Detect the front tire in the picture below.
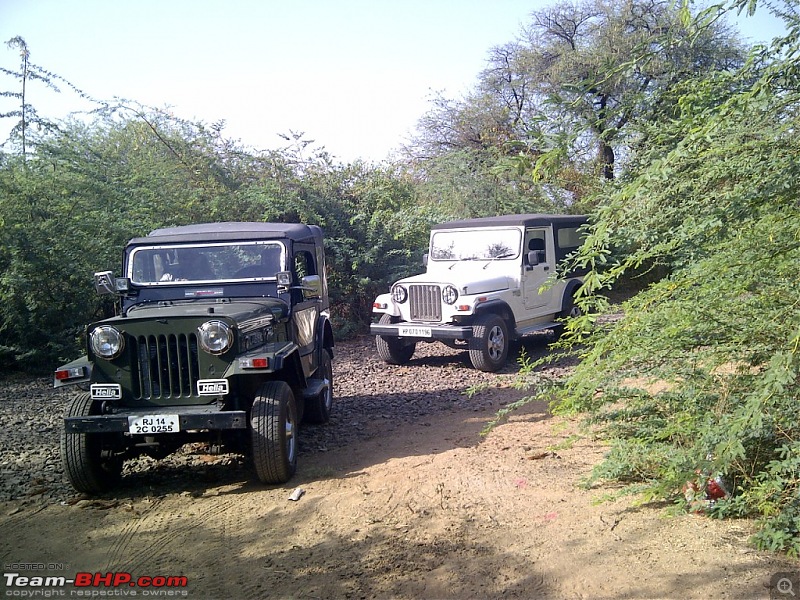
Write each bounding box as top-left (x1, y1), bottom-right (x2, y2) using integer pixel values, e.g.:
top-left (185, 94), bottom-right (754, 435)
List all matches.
top-left (251, 381), bottom-right (298, 484)
top-left (375, 314), bottom-right (416, 365)
top-left (304, 348), bottom-right (334, 424)
top-left (469, 314), bottom-right (509, 372)
top-left (61, 393), bottom-right (123, 494)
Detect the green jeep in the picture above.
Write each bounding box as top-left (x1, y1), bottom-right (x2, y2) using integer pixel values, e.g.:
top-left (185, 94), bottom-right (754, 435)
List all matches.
top-left (54, 223), bottom-right (334, 493)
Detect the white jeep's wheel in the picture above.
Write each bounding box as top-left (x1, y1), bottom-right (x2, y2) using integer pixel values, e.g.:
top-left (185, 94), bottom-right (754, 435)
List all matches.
top-left (554, 290), bottom-right (582, 338)
top-left (251, 381), bottom-right (297, 484)
top-left (558, 291), bottom-right (582, 319)
top-left (61, 393), bottom-right (123, 493)
top-left (304, 348), bottom-right (334, 424)
top-left (375, 314), bottom-right (416, 365)
top-left (469, 314), bottom-right (509, 372)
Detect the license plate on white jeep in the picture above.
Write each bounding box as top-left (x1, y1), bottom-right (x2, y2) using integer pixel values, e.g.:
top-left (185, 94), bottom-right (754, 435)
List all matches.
top-left (128, 415), bottom-right (180, 434)
top-left (399, 326), bottom-right (432, 338)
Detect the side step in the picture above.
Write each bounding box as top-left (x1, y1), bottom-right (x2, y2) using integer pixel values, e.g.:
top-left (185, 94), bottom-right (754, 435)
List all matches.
top-left (515, 321), bottom-right (561, 337)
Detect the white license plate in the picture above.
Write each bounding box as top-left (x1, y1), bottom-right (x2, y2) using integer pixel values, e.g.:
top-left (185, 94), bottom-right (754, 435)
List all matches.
top-left (128, 415), bottom-right (180, 434)
top-left (399, 326), bottom-right (432, 338)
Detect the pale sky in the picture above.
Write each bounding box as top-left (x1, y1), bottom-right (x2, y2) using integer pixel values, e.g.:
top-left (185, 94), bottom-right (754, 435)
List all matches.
top-left (0, 1), bottom-right (788, 163)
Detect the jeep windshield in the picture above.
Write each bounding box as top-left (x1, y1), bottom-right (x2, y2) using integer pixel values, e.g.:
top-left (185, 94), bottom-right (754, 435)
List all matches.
top-left (128, 241), bottom-right (286, 286)
top-left (430, 228), bottom-right (521, 261)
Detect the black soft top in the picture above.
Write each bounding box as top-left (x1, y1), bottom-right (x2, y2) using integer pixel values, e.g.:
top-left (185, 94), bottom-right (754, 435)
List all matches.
top-left (431, 213), bottom-right (586, 230)
top-left (127, 222), bottom-right (323, 246)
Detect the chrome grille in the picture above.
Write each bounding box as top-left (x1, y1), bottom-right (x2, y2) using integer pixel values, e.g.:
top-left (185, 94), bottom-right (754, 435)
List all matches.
top-left (133, 333), bottom-right (199, 400)
top-left (409, 284), bottom-right (441, 321)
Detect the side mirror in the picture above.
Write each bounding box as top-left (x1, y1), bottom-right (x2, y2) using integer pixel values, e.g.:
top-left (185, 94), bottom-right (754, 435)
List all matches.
top-left (422, 253), bottom-right (429, 268)
top-left (300, 275), bottom-right (322, 299)
top-left (526, 251), bottom-right (540, 267)
top-left (94, 271), bottom-right (116, 296)
top-left (94, 271), bottom-right (131, 296)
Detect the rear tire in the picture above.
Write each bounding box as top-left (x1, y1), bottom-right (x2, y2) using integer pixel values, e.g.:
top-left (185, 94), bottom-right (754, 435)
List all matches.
top-left (251, 381), bottom-right (298, 484)
top-left (304, 349), bottom-right (334, 424)
top-left (375, 314), bottom-right (416, 365)
top-left (558, 291), bottom-right (582, 320)
top-left (554, 290), bottom-right (582, 338)
top-left (61, 393), bottom-right (123, 494)
top-left (469, 314), bottom-right (509, 372)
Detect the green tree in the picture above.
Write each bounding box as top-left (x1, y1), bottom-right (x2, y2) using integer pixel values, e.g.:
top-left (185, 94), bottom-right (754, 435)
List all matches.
top-left (0, 105), bottom-right (256, 369)
top-left (409, 0), bottom-right (746, 185)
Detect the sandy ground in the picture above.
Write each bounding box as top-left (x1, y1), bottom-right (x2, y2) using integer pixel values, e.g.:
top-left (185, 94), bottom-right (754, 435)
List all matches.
top-left (1, 338), bottom-right (797, 599)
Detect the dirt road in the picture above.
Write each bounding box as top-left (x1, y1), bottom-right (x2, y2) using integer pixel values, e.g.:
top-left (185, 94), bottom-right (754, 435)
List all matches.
top-left (0, 338), bottom-right (796, 599)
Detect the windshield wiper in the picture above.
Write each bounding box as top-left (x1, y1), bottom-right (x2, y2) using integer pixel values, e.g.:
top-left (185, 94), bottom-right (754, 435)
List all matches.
top-left (448, 257), bottom-right (478, 270)
top-left (482, 252), bottom-right (515, 269)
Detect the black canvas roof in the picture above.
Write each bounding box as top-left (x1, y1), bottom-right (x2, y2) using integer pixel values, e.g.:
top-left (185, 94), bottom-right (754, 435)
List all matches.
top-left (431, 214), bottom-right (587, 230)
top-left (127, 222), bottom-right (322, 246)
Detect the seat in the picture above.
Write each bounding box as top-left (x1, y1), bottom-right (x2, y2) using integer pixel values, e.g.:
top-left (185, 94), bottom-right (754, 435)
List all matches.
top-left (528, 238), bottom-right (546, 263)
top-left (172, 252), bottom-right (212, 281)
top-left (234, 247), bottom-right (283, 279)
top-left (261, 247), bottom-right (283, 273)
top-left (234, 265), bottom-right (270, 278)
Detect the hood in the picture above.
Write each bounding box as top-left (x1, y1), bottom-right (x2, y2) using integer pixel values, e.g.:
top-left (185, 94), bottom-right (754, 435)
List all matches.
top-left (396, 272), bottom-right (512, 296)
top-left (104, 298), bottom-right (289, 326)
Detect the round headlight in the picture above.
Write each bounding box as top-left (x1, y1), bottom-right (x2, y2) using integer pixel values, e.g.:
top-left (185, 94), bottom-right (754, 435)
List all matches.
top-left (198, 320), bottom-right (233, 355)
top-left (442, 285), bottom-right (458, 305)
top-left (391, 285), bottom-right (408, 304)
top-left (90, 326), bottom-right (125, 359)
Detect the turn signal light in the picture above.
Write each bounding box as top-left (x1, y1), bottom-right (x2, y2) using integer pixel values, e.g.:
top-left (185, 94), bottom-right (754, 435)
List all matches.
top-left (55, 366), bottom-right (85, 381)
top-left (240, 357), bottom-right (269, 369)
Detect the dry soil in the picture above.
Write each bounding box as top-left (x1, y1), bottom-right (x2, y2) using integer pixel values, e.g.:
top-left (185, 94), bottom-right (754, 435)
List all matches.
top-left (0, 337), bottom-right (797, 599)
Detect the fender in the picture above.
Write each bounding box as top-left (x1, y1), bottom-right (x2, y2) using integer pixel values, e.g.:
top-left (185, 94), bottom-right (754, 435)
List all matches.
top-left (473, 299), bottom-right (515, 328)
top-left (316, 314), bottom-right (335, 361)
top-left (560, 279), bottom-right (583, 312)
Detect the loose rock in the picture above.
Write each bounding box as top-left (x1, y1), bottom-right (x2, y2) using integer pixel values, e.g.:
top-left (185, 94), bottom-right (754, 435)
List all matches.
top-left (0, 336), bottom-right (555, 504)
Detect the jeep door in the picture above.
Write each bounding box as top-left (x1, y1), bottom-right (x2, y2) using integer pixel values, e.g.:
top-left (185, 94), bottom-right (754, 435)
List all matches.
top-left (292, 245), bottom-right (321, 377)
top-left (522, 228), bottom-right (554, 311)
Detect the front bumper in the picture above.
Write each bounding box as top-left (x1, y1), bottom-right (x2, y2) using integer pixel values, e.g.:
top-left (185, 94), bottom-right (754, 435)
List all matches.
top-left (370, 323), bottom-right (473, 341)
top-left (65, 405), bottom-right (247, 434)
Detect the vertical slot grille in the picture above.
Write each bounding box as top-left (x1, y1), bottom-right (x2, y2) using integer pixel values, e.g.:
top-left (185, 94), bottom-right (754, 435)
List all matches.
top-left (409, 284), bottom-right (442, 321)
top-left (133, 333), bottom-right (199, 400)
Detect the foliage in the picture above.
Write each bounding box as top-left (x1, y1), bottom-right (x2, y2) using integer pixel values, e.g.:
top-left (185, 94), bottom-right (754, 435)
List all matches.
top-left (514, 3), bottom-right (800, 555)
top-left (0, 109), bottom-right (246, 369)
top-left (407, 0), bottom-right (746, 187)
top-left (402, 147), bottom-right (563, 218)
top-left (1, 37), bottom-right (99, 158)
top-left (0, 70), bottom-right (450, 368)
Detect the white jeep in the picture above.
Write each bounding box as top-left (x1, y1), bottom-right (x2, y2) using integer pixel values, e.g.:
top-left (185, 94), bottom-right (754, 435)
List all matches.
top-left (370, 214), bottom-right (587, 372)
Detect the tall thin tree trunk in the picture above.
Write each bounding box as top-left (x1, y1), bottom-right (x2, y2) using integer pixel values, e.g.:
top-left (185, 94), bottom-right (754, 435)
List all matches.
top-left (596, 93), bottom-right (614, 180)
top-left (600, 140), bottom-right (614, 180)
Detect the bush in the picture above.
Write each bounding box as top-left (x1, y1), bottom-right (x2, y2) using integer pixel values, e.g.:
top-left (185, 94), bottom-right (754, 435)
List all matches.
top-left (527, 35), bottom-right (800, 555)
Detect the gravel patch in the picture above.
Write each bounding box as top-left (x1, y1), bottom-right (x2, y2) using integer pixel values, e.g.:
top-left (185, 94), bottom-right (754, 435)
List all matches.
top-left (0, 335), bottom-right (564, 507)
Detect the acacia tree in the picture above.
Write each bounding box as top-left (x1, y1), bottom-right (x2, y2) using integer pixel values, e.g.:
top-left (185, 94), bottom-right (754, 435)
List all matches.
top-left (531, 0), bottom-right (745, 179)
top-left (409, 0), bottom-right (746, 183)
top-left (0, 36), bottom-right (97, 159)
